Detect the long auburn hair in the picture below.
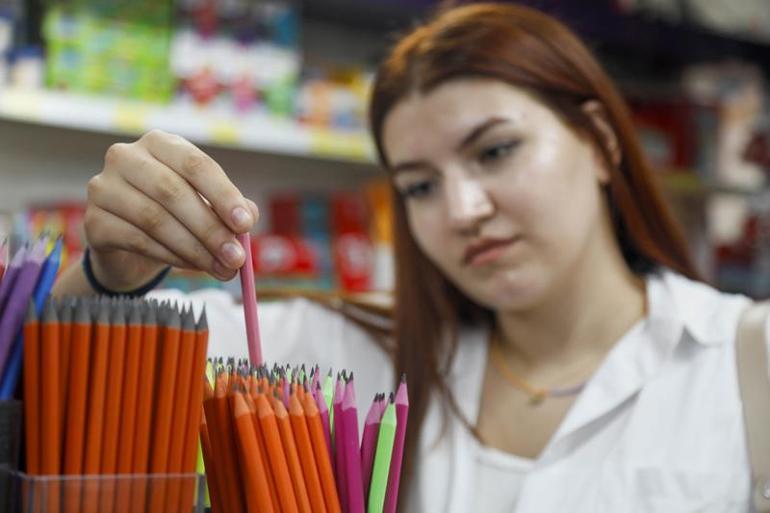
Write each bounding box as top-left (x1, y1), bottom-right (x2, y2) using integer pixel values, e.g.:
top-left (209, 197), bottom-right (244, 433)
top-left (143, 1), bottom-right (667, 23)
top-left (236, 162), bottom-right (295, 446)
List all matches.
top-left (368, 2), bottom-right (698, 505)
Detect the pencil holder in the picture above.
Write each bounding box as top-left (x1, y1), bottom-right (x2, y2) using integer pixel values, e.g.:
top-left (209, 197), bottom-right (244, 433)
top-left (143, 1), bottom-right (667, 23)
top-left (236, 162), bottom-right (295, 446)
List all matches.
top-left (5, 472), bottom-right (206, 513)
top-left (0, 400), bottom-right (23, 512)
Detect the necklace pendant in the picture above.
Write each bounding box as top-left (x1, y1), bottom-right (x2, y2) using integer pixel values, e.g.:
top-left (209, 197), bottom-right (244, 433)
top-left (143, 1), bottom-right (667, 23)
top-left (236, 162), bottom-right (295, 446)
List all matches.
top-left (530, 391), bottom-right (547, 405)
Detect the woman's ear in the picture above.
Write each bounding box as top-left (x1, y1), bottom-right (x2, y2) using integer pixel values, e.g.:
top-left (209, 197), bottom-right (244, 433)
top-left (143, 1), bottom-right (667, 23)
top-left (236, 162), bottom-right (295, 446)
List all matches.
top-left (581, 100), bottom-right (621, 184)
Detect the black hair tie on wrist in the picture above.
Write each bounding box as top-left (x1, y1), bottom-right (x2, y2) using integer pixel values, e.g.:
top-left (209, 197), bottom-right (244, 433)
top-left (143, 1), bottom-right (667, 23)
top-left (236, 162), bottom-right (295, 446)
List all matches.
top-left (82, 247), bottom-right (172, 298)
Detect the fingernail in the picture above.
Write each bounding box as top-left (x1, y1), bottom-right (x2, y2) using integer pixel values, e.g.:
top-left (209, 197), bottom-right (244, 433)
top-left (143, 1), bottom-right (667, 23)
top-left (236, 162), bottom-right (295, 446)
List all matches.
top-left (220, 241), bottom-right (244, 267)
top-left (212, 259), bottom-right (233, 280)
top-left (231, 206), bottom-right (253, 229)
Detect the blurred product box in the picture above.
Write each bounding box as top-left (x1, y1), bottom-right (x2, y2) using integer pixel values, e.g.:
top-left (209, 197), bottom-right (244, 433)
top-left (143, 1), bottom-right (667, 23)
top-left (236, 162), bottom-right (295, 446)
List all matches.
top-left (43, 2), bottom-right (175, 102)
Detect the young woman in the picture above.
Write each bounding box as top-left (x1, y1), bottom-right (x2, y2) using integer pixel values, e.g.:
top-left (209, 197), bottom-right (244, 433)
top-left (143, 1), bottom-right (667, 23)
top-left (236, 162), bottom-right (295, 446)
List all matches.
top-left (54, 3), bottom-right (764, 511)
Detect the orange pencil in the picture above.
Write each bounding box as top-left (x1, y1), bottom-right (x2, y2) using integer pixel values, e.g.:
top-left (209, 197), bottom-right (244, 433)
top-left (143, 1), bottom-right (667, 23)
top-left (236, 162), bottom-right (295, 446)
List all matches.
top-left (41, 300), bottom-right (62, 513)
top-left (82, 300), bottom-right (111, 513)
top-left (303, 393), bottom-right (342, 513)
top-left (40, 301), bottom-right (61, 484)
top-left (289, 394), bottom-right (327, 513)
top-left (63, 299), bottom-right (92, 513)
top-left (164, 307), bottom-right (196, 513)
top-left (200, 405), bottom-right (225, 513)
top-left (214, 372), bottom-right (247, 513)
top-left (58, 299), bottom-right (73, 462)
top-left (202, 380), bottom-right (231, 513)
top-left (23, 302), bottom-right (40, 476)
top-left (245, 391), bottom-right (280, 510)
top-left (178, 309), bottom-right (210, 513)
top-left (233, 392), bottom-right (275, 513)
top-left (271, 395), bottom-right (313, 513)
top-left (129, 302), bottom-right (159, 513)
top-left (257, 393), bottom-right (299, 513)
top-left (115, 302), bottom-right (143, 513)
top-left (100, 302), bottom-right (128, 513)
top-left (147, 306), bottom-right (182, 513)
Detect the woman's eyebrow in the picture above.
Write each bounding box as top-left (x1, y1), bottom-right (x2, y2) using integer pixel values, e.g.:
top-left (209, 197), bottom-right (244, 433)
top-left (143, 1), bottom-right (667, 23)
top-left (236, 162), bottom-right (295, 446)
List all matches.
top-left (456, 117), bottom-right (510, 152)
top-left (390, 117), bottom-right (510, 174)
top-left (390, 160), bottom-right (433, 175)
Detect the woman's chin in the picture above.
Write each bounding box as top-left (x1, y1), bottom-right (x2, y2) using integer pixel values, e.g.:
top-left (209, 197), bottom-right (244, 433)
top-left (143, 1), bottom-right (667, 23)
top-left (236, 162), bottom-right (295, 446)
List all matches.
top-left (464, 270), bottom-right (547, 313)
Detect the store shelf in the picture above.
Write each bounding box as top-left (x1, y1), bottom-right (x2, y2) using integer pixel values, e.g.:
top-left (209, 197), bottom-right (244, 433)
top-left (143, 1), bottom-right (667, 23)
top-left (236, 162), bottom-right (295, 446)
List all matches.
top-left (305, 0), bottom-right (770, 74)
top-left (662, 172), bottom-right (765, 197)
top-left (0, 87), bottom-right (376, 164)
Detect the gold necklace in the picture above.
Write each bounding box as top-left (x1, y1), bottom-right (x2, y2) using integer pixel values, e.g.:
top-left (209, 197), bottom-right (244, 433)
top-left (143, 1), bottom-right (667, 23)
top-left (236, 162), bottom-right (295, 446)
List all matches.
top-left (489, 332), bottom-right (587, 405)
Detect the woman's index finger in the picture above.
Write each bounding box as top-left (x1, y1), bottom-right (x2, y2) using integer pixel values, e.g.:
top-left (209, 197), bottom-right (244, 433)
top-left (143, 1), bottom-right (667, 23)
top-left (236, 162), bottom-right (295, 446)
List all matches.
top-left (140, 130), bottom-right (255, 233)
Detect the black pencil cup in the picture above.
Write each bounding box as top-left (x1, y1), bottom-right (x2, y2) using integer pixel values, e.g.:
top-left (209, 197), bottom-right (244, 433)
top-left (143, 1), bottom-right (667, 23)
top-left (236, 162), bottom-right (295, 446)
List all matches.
top-left (0, 400), bottom-right (23, 511)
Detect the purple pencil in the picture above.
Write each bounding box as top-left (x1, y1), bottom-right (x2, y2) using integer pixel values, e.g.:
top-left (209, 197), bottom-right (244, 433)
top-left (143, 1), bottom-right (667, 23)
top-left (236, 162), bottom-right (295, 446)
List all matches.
top-left (315, 381), bottom-right (333, 467)
top-left (0, 244), bottom-right (28, 314)
top-left (333, 374), bottom-right (349, 513)
top-left (360, 394), bottom-right (382, 503)
top-left (0, 239), bottom-right (47, 374)
top-left (383, 376), bottom-right (409, 513)
top-left (343, 376), bottom-right (365, 513)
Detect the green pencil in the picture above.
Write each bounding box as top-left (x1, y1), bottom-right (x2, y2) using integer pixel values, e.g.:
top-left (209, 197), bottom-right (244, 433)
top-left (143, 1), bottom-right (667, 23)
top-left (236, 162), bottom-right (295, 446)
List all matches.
top-left (324, 368), bottom-right (335, 436)
top-left (367, 399), bottom-right (397, 513)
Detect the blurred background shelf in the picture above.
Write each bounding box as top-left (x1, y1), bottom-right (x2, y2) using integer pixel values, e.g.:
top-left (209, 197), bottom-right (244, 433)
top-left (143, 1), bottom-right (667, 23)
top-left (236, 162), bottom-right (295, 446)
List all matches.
top-left (1, 0), bottom-right (768, 297)
top-left (662, 172), bottom-right (767, 197)
top-left (0, 87), bottom-right (375, 163)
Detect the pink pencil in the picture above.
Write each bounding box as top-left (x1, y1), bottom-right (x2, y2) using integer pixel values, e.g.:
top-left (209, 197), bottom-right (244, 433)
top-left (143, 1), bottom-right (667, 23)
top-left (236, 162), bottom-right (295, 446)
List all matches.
top-left (383, 376), bottom-right (409, 513)
top-left (360, 394), bottom-right (382, 502)
top-left (342, 376), bottom-right (365, 513)
top-left (237, 232), bottom-right (262, 365)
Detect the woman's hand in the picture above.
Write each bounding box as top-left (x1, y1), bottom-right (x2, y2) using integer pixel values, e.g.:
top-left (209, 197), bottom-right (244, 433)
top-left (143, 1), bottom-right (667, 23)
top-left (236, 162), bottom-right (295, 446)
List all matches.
top-left (84, 129), bottom-right (259, 291)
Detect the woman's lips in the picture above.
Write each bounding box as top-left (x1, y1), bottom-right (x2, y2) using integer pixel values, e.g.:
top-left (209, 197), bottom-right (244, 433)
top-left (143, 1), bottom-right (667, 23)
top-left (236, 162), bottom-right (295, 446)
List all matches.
top-left (463, 237), bottom-right (519, 267)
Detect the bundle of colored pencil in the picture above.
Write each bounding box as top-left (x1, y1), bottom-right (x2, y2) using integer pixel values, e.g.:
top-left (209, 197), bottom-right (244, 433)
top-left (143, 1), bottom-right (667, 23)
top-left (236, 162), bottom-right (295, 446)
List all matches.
top-left (0, 236), bottom-right (63, 398)
top-left (22, 296), bottom-right (209, 513)
top-left (201, 361), bottom-right (408, 513)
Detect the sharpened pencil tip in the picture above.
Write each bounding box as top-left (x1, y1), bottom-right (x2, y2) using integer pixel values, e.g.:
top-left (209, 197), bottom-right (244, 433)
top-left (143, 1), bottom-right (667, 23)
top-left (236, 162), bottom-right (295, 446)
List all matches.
top-left (26, 300), bottom-right (37, 321)
top-left (197, 306), bottom-right (208, 331)
top-left (42, 297), bottom-right (58, 323)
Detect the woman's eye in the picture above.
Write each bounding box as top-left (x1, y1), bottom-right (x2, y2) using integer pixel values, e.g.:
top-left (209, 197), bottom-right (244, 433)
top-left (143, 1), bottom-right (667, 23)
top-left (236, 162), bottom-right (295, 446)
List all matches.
top-left (400, 180), bottom-right (436, 200)
top-left (478, 141), bottom-right (518, 164)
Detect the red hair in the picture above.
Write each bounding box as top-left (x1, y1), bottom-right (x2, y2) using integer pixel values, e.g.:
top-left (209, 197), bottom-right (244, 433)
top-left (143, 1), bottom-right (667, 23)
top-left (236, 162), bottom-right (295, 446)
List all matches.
top-left (369, 3), bottom-right (698, 505)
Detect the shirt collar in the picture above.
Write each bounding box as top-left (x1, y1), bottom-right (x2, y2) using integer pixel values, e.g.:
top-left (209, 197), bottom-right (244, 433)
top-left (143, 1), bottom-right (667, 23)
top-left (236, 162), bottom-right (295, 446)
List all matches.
top-left (658, 269), bottom-right (747, 347)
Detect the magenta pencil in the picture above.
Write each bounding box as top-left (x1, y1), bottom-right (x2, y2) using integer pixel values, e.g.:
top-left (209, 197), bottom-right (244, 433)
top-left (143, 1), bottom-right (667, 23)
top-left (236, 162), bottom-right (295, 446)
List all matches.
top-left (383, 376), bottom-right (409, 513)
top-left (237, 232), bottom-right (262, 365)
top-left (342, 377), bottom-right (365, 513)
top-left (315, 382), bottom-right (333, 466)
top-left (333, 375), bottom-right (348, 513)
top-left (360, 394), bottom-right (382, 502)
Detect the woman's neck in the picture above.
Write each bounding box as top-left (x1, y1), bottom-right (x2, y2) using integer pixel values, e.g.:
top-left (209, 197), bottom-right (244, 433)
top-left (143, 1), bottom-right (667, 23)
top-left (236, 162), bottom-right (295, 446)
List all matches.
top-left (494, 239), bottom-right (646, 375)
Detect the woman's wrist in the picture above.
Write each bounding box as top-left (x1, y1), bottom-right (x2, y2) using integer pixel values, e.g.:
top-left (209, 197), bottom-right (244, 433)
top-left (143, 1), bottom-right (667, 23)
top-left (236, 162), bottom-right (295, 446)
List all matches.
top-left (83, 247), bottom-right (171, 297)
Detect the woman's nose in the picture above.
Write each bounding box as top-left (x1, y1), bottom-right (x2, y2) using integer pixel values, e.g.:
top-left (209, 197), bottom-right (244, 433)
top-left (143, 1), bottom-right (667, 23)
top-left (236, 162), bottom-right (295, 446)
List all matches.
top-left (445, 175), bottom-right (494, 232)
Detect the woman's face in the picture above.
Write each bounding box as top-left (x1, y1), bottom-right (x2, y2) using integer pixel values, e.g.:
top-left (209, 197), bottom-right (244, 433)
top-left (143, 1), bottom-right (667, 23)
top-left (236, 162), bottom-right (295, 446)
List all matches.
top-left (383, 78), bottom-right (614, 311)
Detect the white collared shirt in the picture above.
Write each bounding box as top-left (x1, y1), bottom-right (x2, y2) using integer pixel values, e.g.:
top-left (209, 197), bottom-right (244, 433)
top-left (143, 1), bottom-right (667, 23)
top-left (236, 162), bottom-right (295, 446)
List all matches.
top-left (151, 269), bottom-right (766, 512)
